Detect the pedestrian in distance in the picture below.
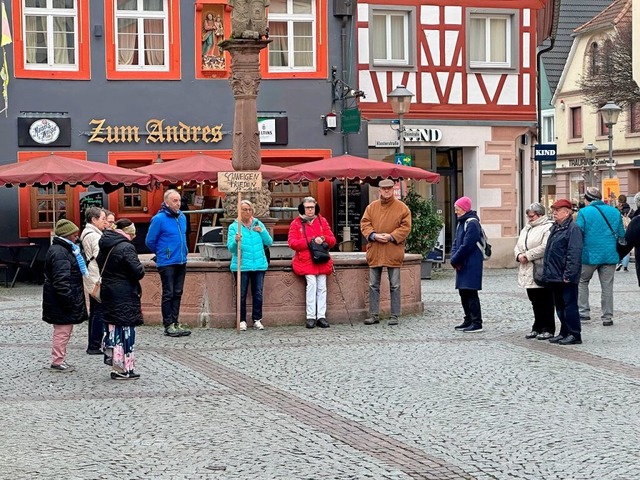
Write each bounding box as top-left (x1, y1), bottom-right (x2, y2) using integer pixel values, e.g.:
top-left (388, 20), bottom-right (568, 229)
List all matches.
top-left (145, 189), bottom-right (191, 337)
top-left (97, 219), bottom-right (145, 380)
top-left (43, 219), bottom-right (88, 372)
top-left (360, 178), bottom-right (412, 326)
top-left (576, 187), bottom-right (624, 327)
top-left (227, 200), bottom-right (273, 331)
top-left (514, 202), bottom-right (555, 340)
top-left (80, 207), bottom-right (108, 356)
top-left (104, 210), bottom-right (116, 230)
top-left (288, 196), bottom-right (336, 329)
top-left (450, 196), bottom-right (485, 333)
top-left (615, 194), bottom-right (631, 272)
top-left (542, 199), bottom-right (584, 345)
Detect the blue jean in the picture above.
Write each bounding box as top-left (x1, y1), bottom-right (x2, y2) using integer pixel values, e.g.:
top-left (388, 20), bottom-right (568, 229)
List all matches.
top-left (236, 271), bottom-right (265, 322)
top-left (550, 282), bottom-right (581, 339)
top-left (369, 267), bottom-right (401, 318)
top-left (158, 264), bottom-right (187, 328)
top-left (621, 253), bottom-right (630, 268)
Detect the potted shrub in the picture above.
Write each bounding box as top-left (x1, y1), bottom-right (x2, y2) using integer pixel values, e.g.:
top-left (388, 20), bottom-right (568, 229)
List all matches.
top-left (403, 185), bottom-right (444, 279)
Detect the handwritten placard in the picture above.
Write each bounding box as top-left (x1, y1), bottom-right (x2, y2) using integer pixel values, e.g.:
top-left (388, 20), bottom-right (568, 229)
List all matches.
top-left (217, 171), bottom-right (262, 192)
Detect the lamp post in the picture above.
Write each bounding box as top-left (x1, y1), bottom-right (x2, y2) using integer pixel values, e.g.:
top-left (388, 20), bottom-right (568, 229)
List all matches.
top-left (388, 85), bottom-right (414, 196)
top-left (582, 143), bottom-right (598, 188)
top-left (600, 101), bottom-right (622, 178)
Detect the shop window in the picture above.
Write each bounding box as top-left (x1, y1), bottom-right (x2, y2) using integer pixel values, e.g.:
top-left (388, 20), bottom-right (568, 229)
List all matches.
top-left (270, 181), bottom-right (312, 222)
top-left (570, 106), bottom-right (582, 139)
top-left (105, 0), bottom-right (181, 80)
top-left (13, 0), bottom-right (90, 79)
top-left (263, 0), bottom-right (327, 79)
top-left (369, 6), bottom-right (414, 68)
top-left (467, 10), bottom-right (518, 71)
top-left (31, 184), bottom-right (70, 229)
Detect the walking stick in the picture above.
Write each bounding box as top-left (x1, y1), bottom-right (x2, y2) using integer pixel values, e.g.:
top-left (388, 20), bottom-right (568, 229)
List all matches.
top-left (331, 265), bottom-right (353, 327)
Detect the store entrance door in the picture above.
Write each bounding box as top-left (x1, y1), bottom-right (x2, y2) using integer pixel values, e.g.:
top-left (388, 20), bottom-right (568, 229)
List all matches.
top-left (434, 148), bottom-right (463, 253)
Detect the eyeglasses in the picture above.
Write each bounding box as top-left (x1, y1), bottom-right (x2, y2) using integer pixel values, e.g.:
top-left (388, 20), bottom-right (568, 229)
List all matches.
top-left (304, 206), bottom-right (315, 209)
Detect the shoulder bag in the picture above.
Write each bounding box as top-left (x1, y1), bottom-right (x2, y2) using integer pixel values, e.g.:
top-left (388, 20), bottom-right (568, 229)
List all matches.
top-left (90, 248), bottom-right (113, 303)
top-left (524, 227), bottom-right (546, 286)
top-left (593, 206), bottom-right (627, 258)
top-left (302, 219), bottom-right (331, 264)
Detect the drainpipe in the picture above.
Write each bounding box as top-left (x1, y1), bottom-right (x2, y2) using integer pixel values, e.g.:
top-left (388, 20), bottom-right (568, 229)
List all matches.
top-left (536, 37), bottom-right (555, 201)
top-left (341, 14), bottom-right (349, 155)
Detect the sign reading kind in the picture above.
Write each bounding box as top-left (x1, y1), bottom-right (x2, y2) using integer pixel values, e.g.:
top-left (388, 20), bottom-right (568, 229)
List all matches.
top-left (88, 119), bottom-right (224, 144)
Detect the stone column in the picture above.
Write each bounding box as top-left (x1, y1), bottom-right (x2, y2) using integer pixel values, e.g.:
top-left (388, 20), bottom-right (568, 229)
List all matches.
top-left (218, 39), bottom-right (271, 171)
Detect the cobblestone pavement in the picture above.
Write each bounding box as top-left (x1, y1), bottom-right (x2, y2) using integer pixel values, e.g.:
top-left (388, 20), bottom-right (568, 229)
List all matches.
top-left (2, 268), bottom-right (640, 479)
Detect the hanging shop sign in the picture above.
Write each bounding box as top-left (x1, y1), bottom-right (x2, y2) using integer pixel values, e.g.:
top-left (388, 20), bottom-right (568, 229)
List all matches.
top-left (18, 113), bottom-right (72, 147)
top-left (87, 118), bottom-right (224, 144)
top-left (534, 144), bottom-right (557, 161)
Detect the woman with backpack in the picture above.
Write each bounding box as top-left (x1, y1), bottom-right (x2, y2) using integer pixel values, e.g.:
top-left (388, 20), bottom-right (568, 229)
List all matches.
top-left (450, 196), bottom-right (485, 333)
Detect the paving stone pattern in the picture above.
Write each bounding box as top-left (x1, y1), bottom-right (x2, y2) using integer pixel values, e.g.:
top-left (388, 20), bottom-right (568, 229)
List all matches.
top-left (2, 268), bottom-right (640, 479)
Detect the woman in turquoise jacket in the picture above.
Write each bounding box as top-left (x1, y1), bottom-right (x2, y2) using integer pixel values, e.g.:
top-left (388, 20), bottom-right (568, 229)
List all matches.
top-left (227, 200), bottom-right (273, 331)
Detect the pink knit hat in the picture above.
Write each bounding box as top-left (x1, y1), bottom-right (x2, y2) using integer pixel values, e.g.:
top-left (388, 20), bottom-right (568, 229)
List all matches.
top-left (454, 196), bottom-right (472, 212)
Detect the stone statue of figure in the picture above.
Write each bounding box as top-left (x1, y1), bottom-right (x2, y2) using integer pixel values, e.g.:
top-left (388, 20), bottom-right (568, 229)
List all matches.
top-left (229, 0), bottom-right (270, 40)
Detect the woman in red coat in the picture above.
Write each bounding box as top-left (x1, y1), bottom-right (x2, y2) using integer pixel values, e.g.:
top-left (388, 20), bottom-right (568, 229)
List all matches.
top-left (288, 197), bottom-right (337, 329)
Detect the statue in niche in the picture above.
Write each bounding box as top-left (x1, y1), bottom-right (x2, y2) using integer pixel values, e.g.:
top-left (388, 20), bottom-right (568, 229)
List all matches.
top-left (229, 0), bottom-right (270, 40)
top-left (202, 11), bottom-right (226, 70)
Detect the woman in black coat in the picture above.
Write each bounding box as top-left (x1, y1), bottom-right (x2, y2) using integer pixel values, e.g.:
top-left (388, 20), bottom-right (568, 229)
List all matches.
top-left (43, 220), bottom-right (88, 372)
top-left (97, 219), bottom-right (145, 380)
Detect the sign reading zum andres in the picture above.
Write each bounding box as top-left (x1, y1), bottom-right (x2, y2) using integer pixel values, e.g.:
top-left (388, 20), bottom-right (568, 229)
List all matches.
top-left (217, 171), bottom-right (262, 193)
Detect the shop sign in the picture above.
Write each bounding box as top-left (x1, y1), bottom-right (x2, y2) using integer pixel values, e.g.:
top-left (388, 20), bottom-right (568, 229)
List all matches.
top-left (88, 118), bottom-right (224, 144)
top-left (18, 113), bottom-right (72, 147)
top-left (341, 107), bottom-right (361, 134)
top-left (567, 157), bottom-right (608, 167)
top-left (257, 115), bottom-right (288, 145)
top-left (404, 128), bottom-right (442, 143)
top-left (534, 144), bottom-right (557, 161)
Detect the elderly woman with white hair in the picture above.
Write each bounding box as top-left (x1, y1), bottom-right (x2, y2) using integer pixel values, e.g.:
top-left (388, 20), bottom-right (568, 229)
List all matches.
top-left (514, 202), bottom-right (556, 340)
top-left (227, 200), bottom-right (273, 331)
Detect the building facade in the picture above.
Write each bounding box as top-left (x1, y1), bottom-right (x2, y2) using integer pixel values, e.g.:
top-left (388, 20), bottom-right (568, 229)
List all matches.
top-left (354, 0), bottom-right (556, 264)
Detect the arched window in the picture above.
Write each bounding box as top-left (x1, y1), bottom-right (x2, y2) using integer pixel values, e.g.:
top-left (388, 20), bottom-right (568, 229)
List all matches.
top-left (590, 42), bottom-right (599, 75)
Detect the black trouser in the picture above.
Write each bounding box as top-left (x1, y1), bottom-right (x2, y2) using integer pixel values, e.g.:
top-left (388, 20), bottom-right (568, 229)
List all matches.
top-left (158, 264), bottom-right (187, 328)
top-left (87, 295), bottom-right (105, 351)
top-left (459, 289), bottom-right (482, 326)
top-left (526, 287), bottom-right (556, 335)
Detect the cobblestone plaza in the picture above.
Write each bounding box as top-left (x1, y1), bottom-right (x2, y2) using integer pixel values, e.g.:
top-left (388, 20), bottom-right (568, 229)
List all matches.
top-left (2, 268), bottom-right (639, 479)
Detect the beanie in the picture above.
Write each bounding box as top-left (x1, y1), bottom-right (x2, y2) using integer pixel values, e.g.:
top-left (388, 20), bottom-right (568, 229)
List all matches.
top-left (454, 196), bottom-right (472, 212)
top-left (54, 219), bottom-right (79, 237)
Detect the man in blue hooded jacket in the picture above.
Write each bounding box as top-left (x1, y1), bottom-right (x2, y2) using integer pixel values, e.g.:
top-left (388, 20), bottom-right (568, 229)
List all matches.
top-left (576, 186), bottom-right (625, 327)
top-left (146, 189), bottom-right (191, 337)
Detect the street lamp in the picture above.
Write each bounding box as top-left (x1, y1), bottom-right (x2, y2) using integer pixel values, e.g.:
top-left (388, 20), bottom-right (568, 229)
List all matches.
top-left (388, 85), bottom-right (414, 195)
top-left (600, 101), bottom-right (622, 178)
top-left (582, 143), bottom-right (598, 187)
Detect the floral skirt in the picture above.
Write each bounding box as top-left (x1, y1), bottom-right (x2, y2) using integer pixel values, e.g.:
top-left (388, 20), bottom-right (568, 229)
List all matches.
top-left (103, 324), bottom-right (136, 374)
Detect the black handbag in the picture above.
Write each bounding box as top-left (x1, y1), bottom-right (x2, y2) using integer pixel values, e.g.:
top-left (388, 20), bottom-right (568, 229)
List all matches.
top-left (302, 221), bottom-right (331, 264)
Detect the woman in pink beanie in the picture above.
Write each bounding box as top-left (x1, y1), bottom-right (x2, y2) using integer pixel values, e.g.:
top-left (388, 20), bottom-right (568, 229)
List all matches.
top-left (450, 196), bottom-right (484, 332)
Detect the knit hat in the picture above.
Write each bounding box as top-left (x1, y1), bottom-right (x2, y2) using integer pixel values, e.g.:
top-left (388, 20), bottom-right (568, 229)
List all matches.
top-left (454, 196), bottom-right (472, 212)
top-left (54, 219), bottom-right (79, 237)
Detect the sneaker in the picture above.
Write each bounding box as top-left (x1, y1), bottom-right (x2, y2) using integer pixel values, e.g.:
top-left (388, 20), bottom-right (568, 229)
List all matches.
top-left (364, 316), bottom-right (380, 325)
top-left (254, 320), bottom-right (264, 330)
top-left (624, 267), bottom-right (629, 272)
top-left (176, 323), bottom-right (192, 337)
top-left (525, 330), bottom-right (539, 339)
top-left (454, 322), bottom-right (471, 331)
top-left (536, 332), bottom-right (554, 340)
top-left (387, 317), bottom-right (399, 326)
top-left (164, 324), bottom-right (181, 337)
top-left (616, 264), bottom-right (622, 271)
top-left (110, 371), bottom-right (139, 380)
top-left (462, 324), bottom-right (483, 333)
top-left (239, 321), bottom-right (247, 331)
top-left (50, 362), bottom-right (74, 372)
top-left (603, 320), bottom-right (614, 326)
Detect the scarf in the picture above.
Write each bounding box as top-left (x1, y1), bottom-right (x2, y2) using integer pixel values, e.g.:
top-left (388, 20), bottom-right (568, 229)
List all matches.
top-left (300, 214), bottom-right (317, 223)
top-left (161, 202), bottom-right (180, 217)
top-left (59, 237), bottom-right (88, 277)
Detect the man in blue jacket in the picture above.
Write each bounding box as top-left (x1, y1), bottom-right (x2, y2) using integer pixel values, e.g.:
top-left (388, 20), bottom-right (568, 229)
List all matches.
top-left (146, 189), bottom-right (191, 337)
top-left (575, 187), bottom-right (625, 327)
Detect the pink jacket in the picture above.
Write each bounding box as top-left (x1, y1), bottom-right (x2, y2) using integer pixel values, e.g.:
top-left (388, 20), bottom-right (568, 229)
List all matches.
top-left (288, 215), bottom-right (336, 276)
